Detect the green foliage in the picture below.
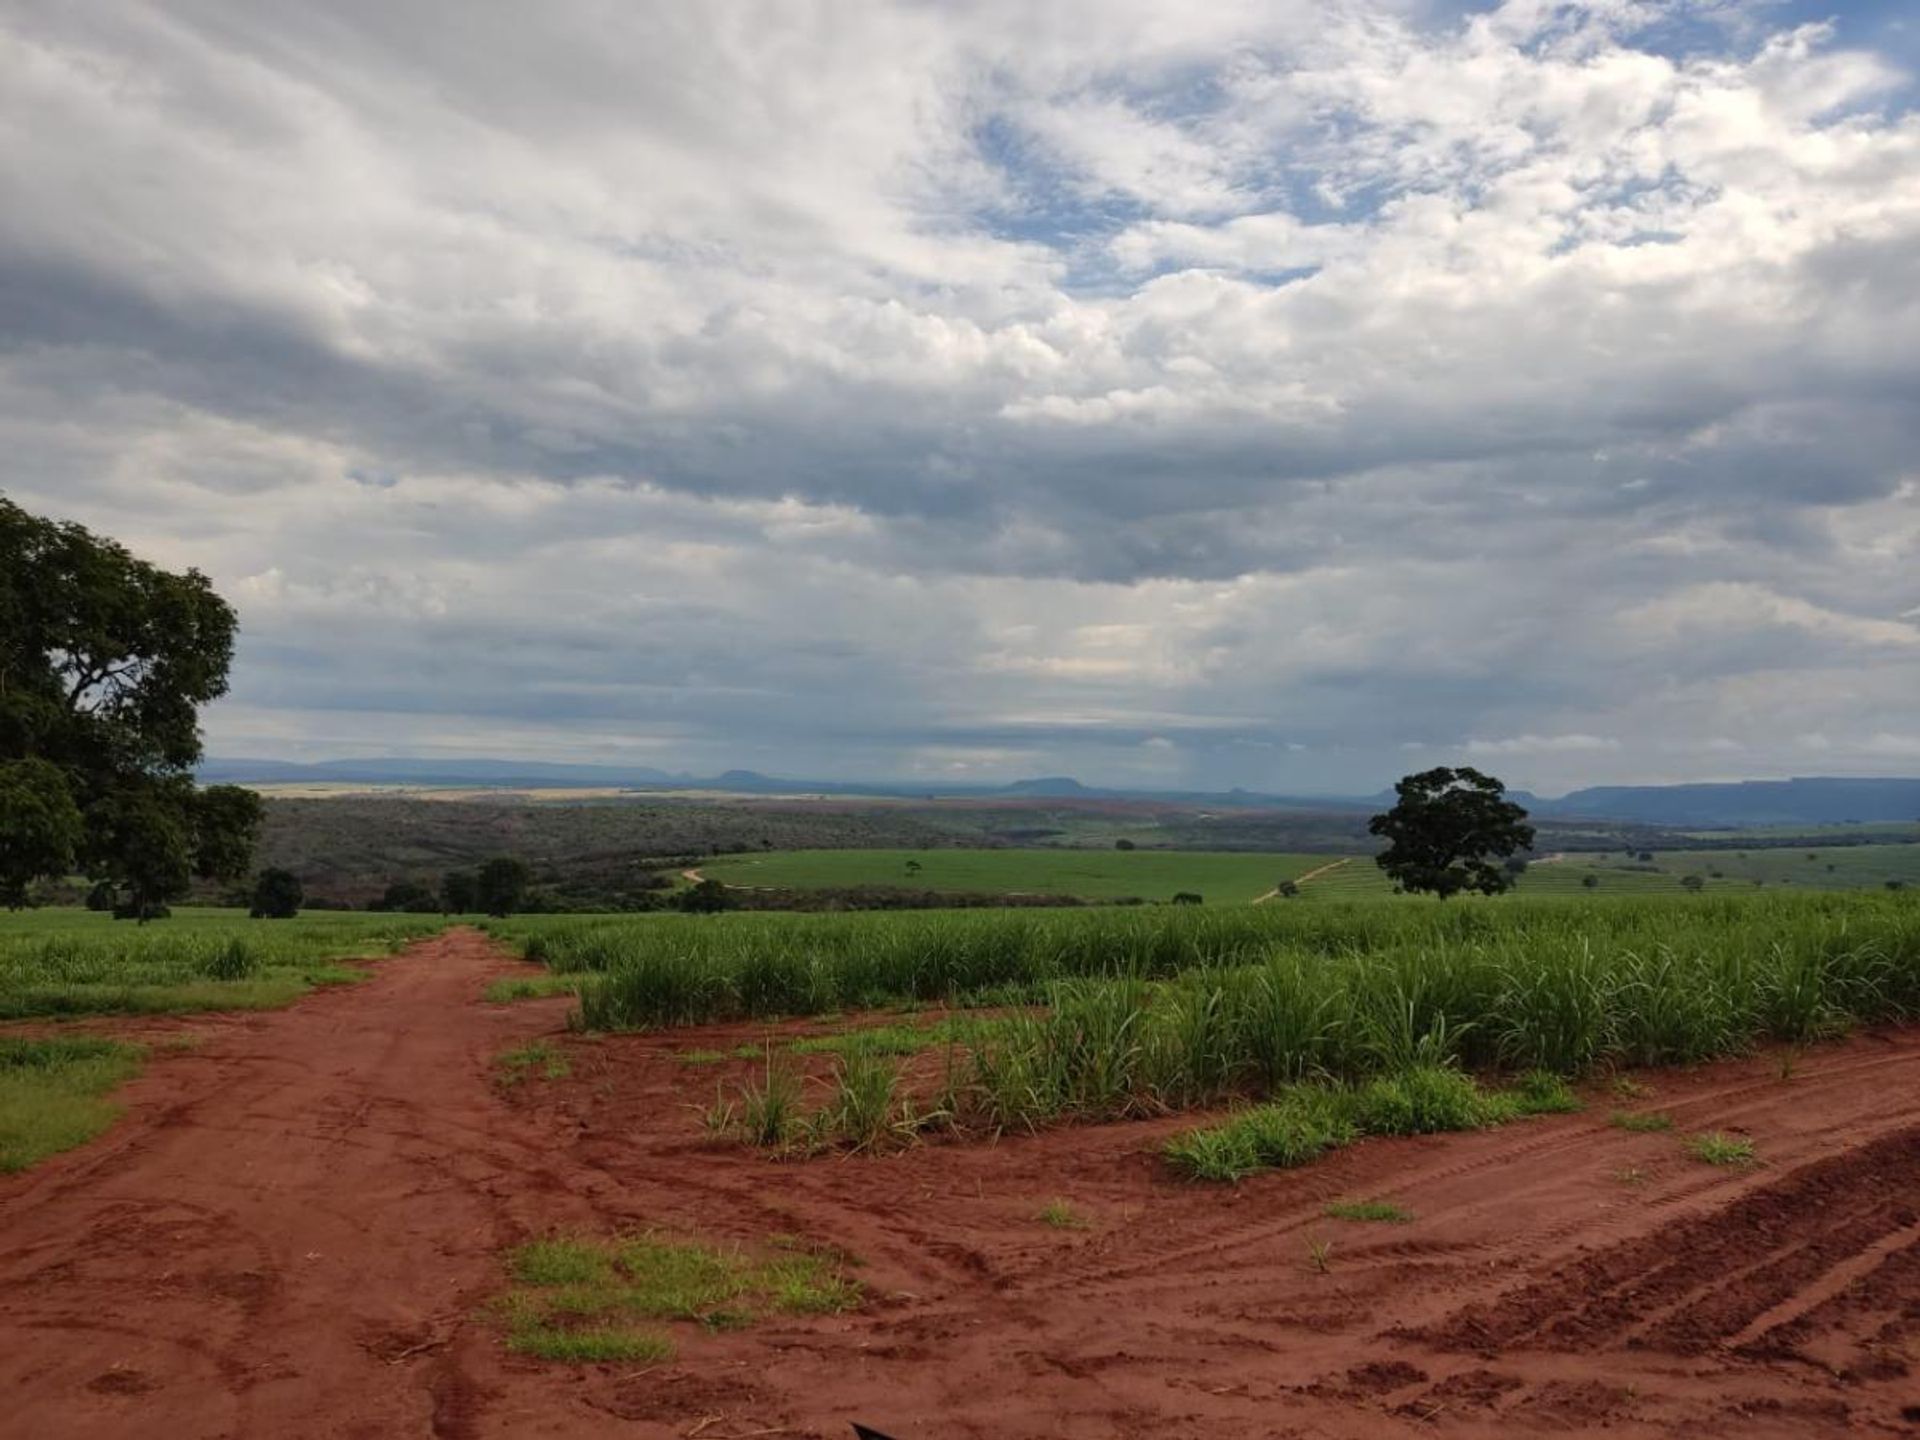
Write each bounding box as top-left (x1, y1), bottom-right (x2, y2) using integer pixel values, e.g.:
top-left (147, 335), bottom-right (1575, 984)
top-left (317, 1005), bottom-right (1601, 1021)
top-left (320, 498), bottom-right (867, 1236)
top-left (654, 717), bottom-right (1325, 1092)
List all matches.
top-left (1346, 1064), bottom-right (1507, 1135)
top-left (373, 879), bottom-right (438, 913)
top-left (1324, 1199), bottom-right (1412, 1223)
top-left (734, 1058), bottom-right (806, 1147)
top-left (1165, 1064), bottom-right (1552, 1183)
top-left (191, 785), bottom-right (264, 884)
top-left (497, 1230), bottom-right (859, 1362)
top-left (0, 1035), bottom-right (143, 1172)
top-left (249, 867), bottom-right (303, 919)
top-left (698, 846), bottom-right (1342, 904)
top-left (477, 856), bottom-right (532, 917)
top-left (441, 869), bottom-right (479, 913)
top-left (497, 1040), bottom-right (570, 1083)
top-left (1689, 1131), bottom-right (1757, 1166)
top-left (0, 759), bottom-right (84, 907)
top-left (483, 974), bottom-right (577, 1003)
top-left (536, 893), bottom-right (1920, 1086)
top-left (812, 1053), bottom-right (904, 1151)
top-left (615, 888), bottom-right (1920, 1158)
top-left (1509, 1068), bottom-right (1582, 1115)
top-left (788, 1016), bottom-right (994, 1057)
top-left (0, 907), bottom-right (441, 1017)
top-left (676, 877), bottom-right (735, 914)
top-left (1163, 1089), bottom-right (1356, 1181)
top-left (1037, 1199), bottom-right (1088, 1229)
top-left (1368, 767), bottom-right (1535, 899)
top-left (0, 498), bottom-right (259, 913)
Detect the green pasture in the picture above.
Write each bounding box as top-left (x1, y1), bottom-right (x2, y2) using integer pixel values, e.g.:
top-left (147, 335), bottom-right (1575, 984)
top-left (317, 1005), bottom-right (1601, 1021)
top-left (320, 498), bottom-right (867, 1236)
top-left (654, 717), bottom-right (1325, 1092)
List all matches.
top-left (696, 847), bottom-right (1337, 903)
top-left (698, 842), bottom-right (1920, 905)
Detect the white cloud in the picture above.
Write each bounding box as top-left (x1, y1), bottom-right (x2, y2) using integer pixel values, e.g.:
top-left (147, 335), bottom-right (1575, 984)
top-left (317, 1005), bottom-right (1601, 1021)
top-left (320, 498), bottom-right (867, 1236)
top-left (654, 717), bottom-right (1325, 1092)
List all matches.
top-left (1465, 734), bottom-right (1623, 756)
top-left (2, 1), bottom-right (1918, 789)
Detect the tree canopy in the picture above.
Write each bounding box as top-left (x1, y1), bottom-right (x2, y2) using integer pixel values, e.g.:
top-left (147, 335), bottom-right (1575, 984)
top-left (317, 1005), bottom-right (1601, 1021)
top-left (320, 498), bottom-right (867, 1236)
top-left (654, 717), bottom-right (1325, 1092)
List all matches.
top-left (250, 867), bottom-right (304, 919)
top-left (476, 856), bottom-right (532, 917)
top-left (0, 495), bottom-right (262, 914)
top-left (1368, 767), bottom-right (1535, 900)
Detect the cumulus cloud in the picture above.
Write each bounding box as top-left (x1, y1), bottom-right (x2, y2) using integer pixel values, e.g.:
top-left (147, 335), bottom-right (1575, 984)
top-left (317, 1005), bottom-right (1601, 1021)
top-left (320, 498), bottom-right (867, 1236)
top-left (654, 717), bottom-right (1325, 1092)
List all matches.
top-left (2, 0), bottom-right (1918, 791)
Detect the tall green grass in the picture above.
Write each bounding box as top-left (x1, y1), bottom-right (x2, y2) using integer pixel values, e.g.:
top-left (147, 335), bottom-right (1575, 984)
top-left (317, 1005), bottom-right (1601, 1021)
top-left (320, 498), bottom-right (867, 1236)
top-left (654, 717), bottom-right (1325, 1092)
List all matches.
top-left (506, 894), bottom-right (1920, 1051)
top-left (649, 892), bottom-right (1920, 1153)
top-left (0, 909), bottom-right (446, 1018)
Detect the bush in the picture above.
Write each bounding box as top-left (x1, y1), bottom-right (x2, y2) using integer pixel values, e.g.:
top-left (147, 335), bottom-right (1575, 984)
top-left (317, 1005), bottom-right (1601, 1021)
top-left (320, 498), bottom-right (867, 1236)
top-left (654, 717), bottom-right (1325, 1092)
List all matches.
top-left (676, 879), bottom-right (735, 914)
top-left (250, 868), bottom-right (303, 919)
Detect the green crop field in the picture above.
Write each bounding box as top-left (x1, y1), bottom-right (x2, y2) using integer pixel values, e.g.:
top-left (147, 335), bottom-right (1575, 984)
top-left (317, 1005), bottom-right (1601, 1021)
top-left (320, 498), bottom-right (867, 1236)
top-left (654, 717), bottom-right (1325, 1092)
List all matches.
top-left (697, 848), bottom-right (1343, 903)
top-left (0, 908), bottom-right (446, 1020)
top-left (499, 890), bottom-right (1920, 1162)
top-left (698, 842), bottom-right (1920, 905)
top-left (494, 887), bottom-right (1920, 1033)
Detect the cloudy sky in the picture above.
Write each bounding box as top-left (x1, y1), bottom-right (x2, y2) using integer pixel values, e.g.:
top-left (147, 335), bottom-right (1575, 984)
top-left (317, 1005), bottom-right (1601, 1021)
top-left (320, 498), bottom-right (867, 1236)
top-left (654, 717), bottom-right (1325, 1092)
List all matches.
top-left (4, 1), bottom-right (1918, 794)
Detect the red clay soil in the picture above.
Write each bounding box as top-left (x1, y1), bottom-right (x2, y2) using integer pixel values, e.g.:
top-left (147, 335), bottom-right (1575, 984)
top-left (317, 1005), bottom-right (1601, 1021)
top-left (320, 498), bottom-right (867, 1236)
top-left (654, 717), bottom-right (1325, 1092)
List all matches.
top-left (3, 929), bottom-right (1919, 1439)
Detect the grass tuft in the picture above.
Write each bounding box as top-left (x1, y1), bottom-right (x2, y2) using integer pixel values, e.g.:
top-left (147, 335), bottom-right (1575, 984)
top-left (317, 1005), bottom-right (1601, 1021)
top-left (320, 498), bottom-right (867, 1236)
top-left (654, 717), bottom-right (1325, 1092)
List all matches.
top-left (497, 1040), bottom-right (570, 1084)
top-left (1037, 1198), bottom-right (1088, 1229)
top-left (1323, 1199), bottom-right (1412, 1223)
top-left (484, 975), bottom-right (577, 1004)
top-left (1509, 1069), bottom-right (1582, 1115)
top-left (1689, 1131), bottom-right (1757, 1167)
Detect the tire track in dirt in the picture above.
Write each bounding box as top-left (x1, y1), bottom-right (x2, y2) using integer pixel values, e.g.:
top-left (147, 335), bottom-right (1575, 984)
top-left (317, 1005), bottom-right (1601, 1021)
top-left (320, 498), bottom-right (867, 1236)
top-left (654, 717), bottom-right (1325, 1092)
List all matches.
top-left (1418, 1127), bottom-right (1920, 1358)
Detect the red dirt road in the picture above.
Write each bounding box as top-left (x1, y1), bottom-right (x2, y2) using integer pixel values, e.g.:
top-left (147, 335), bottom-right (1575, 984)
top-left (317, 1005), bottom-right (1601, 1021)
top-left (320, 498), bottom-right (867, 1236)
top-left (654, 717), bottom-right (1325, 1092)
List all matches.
top-left (0, 929), bottom-right (609, 1440)
top-left (4, 929), bottom-right (1920, 1438)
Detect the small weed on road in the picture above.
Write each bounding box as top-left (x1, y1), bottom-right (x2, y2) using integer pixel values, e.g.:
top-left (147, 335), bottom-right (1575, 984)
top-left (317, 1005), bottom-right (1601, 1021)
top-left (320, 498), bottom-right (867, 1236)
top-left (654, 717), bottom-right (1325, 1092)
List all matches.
top-left (496, 1041), bottom-right (569, 1084)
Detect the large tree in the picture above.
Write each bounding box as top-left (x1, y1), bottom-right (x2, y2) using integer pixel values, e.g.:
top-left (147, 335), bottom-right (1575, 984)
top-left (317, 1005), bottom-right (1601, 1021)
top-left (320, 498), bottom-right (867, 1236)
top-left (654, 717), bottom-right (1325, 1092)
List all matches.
top-left (0, 496), bottom-right (262, 916)
top-left (1368, 767), bottom-right (1535, 900)
top-left (475, 856), bottom-right (532, 918)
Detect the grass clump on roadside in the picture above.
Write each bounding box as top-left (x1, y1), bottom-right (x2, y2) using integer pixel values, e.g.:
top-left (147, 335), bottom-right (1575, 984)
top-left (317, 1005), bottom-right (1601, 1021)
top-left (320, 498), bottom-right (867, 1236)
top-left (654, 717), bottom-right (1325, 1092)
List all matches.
top-left (1163, 1087), bottom-right (1358, 1182)
top-left (1508, 1069), bottom-right (1582, 1115)
top-left (1689, 1131), bottom-right (1757, 1167)
top-left (0, 1036), bottom-right (144, 1172)
top-left (1324, 1199), bottom-right (1412, 1223)
top-left (484, 975), bottom-right (578, 1004)
top-left (1165, 1066), bottom-right (1542, 1183)
top-left (497, 1040), bottom-right (570, 1084)
top-left (497, 1231), bottom-right (860, 1361)
top-left (1611, 1109), bottom-right (1675, 1133)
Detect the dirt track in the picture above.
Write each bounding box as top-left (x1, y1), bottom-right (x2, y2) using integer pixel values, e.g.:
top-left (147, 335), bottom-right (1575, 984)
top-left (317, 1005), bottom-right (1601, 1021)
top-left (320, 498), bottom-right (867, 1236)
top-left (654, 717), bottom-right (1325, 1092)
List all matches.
top-left (3, 930), bottom-right (1919, 1438)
